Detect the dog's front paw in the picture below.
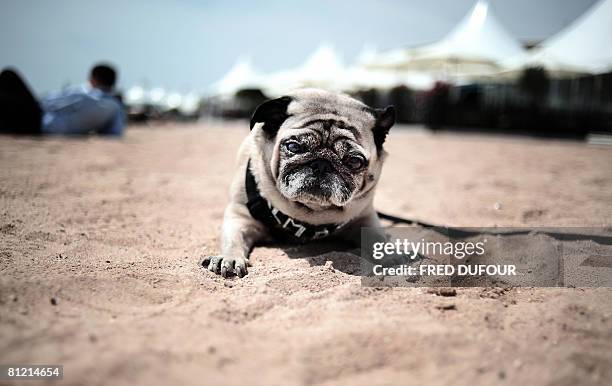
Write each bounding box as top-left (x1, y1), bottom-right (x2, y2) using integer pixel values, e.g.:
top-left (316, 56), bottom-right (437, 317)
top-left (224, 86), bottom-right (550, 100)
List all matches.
top-left (200, 255), bottom-right (249, 278)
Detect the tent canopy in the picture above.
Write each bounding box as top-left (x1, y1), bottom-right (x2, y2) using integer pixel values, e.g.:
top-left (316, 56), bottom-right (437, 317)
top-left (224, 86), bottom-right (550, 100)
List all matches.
top-left (262, 43), bottom-right (347, 95)
top-left (342, 67), bottom-right (435, 91)
top-left (213, 57), bottom-right (263, 96)
top-left (414, 1), bottom-right (523, 63)
top-left (505, 0), bottom-right (612, 75)
top-left (368, 1), bottom-right (524, 77)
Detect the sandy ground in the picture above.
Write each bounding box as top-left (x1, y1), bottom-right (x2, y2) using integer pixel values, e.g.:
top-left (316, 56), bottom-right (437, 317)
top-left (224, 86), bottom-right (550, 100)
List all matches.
top-left (1, 122), bottom-right (611, 386)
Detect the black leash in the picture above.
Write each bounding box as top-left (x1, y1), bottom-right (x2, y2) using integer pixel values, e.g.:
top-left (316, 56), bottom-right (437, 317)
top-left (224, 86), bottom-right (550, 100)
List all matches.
top-left (375, 211), bottom-right (612, 245)
top-left (376, 211), bottom-right (436, 228)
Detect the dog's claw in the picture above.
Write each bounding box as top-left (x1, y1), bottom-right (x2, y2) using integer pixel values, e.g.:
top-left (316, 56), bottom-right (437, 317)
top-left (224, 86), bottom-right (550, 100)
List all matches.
top-left (236, 263), bottom-right (247, 278)
top-left (207, 256), bottom-right (221, 273)
top-left (202, 255), bottom-right (248, 278)
top-left (220, 260), bottom-right (232, 278)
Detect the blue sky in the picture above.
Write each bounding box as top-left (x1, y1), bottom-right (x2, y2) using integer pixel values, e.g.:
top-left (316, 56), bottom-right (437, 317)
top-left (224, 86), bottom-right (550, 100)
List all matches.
top-left (0, 0), bottom-right (599, 93)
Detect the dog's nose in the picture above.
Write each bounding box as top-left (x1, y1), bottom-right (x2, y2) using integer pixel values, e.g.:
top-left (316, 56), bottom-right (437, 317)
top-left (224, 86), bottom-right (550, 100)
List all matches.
top-left (309, 159), bottom-right (333, 175)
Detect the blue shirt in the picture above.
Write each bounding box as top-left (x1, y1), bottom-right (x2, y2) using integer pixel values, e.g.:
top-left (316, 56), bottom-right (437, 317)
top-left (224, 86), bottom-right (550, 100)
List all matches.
top-left (40, 85), bottom-right (124, 136)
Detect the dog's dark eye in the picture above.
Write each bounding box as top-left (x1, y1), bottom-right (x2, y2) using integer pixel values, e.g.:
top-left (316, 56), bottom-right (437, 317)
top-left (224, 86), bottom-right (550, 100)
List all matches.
top-left (285, 141), bottom-right (304, 153)
top-left (345, 155), bottom-right (366, 170)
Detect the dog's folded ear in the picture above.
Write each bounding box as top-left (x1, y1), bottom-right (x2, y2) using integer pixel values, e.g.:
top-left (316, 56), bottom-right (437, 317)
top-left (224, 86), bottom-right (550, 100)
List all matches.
top-left (250, 96), bottom-right (292, 137)
top-left (373, 105), bottom-right (396, 150)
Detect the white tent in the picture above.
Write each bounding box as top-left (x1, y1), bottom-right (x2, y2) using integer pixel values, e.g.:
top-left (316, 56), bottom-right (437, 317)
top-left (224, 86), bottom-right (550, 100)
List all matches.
top-left (504, 0), bottom-right (612, 75)
top-left (299, 43), bottom-right (345, 86)
top-left (342, 66), bottom-right (435, 91)
top-left (263, 43), bottom-right (347, 95)
top-left (213, 57), bottom-right (263, 97)
top-left (147, 87), bottom-right (167, 106)
top-left (355, 45), bottom-right (379, 66)
top-left (177, 92), bottom-right (202, 116)
top-left (343, 46), bottom-right (435, 91)
top-left (125, 86), bottom-right (146, 105)
top-left (368, 0), bottom-right (524, 78)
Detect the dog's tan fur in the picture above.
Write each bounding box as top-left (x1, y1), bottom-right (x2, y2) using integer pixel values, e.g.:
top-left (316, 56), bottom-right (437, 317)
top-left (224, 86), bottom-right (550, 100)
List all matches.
top-left (203, 89), bottom-right (394, 277)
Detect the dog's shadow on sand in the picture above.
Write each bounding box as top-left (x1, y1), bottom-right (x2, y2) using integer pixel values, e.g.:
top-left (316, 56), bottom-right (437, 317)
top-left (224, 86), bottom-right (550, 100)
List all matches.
top-left (277, 239), bottom-right (363, 276)
top-left (255, 226), bottom-right (612, 279)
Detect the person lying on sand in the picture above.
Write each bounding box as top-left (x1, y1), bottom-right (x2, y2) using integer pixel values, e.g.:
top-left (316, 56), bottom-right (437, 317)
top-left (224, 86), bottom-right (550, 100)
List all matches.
top-left (0, 63), bottom-right (124, 136)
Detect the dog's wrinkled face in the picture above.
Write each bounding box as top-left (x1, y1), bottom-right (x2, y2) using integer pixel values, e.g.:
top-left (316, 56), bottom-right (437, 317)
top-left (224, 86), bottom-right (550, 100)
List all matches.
top-left (251, 89), bottom-right (395, 209)
top-left (277, 119), bottom-right (368, 207)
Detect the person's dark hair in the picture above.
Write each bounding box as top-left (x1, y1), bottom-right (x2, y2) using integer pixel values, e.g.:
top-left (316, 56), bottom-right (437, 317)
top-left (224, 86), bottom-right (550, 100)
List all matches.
top-left (90, 63), bottom-right (117, 90)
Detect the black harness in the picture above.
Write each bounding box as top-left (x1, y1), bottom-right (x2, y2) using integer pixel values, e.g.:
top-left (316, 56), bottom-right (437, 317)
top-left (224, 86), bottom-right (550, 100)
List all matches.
top-left (245, 160), bottom-right (344, 243)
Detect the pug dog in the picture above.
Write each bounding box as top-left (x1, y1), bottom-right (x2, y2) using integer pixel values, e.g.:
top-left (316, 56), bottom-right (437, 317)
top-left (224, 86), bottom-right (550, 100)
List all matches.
top-left (202, 89), bottom-right (395, 277)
